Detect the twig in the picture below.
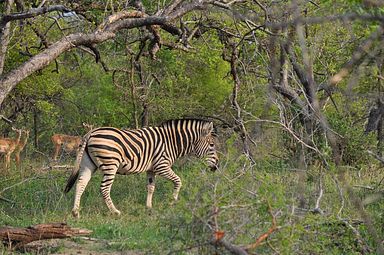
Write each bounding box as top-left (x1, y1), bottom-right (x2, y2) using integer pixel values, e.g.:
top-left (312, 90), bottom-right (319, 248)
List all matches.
top-left (0, 196), bottom-right (15, 204)
top-left (266, 238), bottom-right (280, 254)
top-left (0, 115), bottom-right (13, 124)
top-left (334, 173), bottom-right (378, 253)
top-left (0, 176), bottom-right (39, 194)
top-left (332, 174), bottom-right (346, 219)
top-left (1, 5), bottom-right (71, 28)
top-left (212, 239), bottom-right (248, 255)
top-left (38, 165), bottom-right (73, 171)
top-left (77, 236), bottom-right (112, 245)
top-left (333, 176), bottom-right (370, 252)
top-left (209, 206), bottom-right (248, 255)
top-left (367, 150), bottom-right (384, 164)
top-left (353, 185), bottom-right (375, 190)
top-left (340, 218), bottom-right (371, 254)
top-left (243, 200), bottom-right (278, 251)
top-left (312, 170), bottom-right (324, 214)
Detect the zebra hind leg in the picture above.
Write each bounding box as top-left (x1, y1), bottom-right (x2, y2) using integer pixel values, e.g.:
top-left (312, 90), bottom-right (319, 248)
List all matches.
top-left (72, 153), bottom-right (96, 218)
top-left (100, 165), bottom-right (121, 216)
top-left (146, 171), bottom-right (156, 209)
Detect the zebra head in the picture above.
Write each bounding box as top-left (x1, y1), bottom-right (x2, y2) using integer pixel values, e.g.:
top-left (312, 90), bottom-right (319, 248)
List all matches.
top-left (194, 122), bottom-right (219, 171)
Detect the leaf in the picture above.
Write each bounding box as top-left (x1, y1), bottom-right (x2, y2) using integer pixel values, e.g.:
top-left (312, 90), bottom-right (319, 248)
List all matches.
top-left (214, 230), bottom-right (225, 241)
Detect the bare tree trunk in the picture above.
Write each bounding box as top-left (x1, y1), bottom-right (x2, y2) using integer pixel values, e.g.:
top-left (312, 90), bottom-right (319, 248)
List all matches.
top-left (129, 57), bottom-right (139, 128)
top-left (33, 108), bottom-right (38, 149)
top-left (377, 100), bottom-right (383, 157)
top-left (141, 103), bottom-right (149, 127)
top-left (0, 0), bottom-right (14, 75)
top-left (227, 42), bottom-right (255, 163)
top-left (377, 63), bottom-right (384, 157)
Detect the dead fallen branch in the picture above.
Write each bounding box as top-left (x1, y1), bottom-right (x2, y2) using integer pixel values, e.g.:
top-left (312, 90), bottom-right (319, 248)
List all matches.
top-left (210, 201), bottom-right (278, 255)
top-left (39, 165), bottom-right (74, 171)
top-left (0, 223), bottom-right (92, 249)
top-left (243, 201), bottom-right (278, 252)
top-left (211, 238), bottom-right (248, 255)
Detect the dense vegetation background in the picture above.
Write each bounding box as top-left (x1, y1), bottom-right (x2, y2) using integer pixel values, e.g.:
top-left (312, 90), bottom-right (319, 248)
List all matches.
top-left (0, 0), bottom-right (384, 254)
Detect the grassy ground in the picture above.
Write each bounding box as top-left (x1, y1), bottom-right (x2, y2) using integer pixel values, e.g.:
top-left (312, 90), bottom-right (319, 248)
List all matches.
top-left (0, 156), bottom-right (383, 254)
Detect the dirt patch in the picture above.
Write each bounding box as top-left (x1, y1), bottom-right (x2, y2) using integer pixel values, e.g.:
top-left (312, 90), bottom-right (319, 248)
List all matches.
top-left (22, 238), bottom-right (143, 255)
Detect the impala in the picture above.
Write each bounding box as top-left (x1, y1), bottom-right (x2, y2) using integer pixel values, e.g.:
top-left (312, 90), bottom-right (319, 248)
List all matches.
top-left (51, 134), bottom-right (82, 161)
top-left (0, 127), bottom-right (22, 169)
top-left (14, 129), bottom-right (30, 167)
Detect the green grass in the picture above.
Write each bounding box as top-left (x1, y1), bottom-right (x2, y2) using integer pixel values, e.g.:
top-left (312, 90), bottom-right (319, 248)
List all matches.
top-left (0, 158), bottom-right (383, 254)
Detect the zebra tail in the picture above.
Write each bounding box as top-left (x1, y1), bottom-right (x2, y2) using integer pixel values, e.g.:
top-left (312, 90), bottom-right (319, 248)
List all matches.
top-left (64, 129), bottom-right (93, 193)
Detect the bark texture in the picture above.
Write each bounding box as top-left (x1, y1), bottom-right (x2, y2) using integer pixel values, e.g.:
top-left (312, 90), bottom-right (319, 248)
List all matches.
top-left (0, 223), bottom-right (92, 249)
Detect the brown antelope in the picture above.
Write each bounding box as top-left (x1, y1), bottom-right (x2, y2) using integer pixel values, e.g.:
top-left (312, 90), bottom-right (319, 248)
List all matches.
top-left (51, 134), bottom-right (82, 161)
top-left (0, 128), bottom-right (22, 170)
top-left (14, 129), bottom-right (30, 167)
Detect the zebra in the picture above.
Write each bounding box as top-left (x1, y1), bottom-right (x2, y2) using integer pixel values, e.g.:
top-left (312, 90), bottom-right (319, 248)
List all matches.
top-left (64, 119), bottom-right (219, 218)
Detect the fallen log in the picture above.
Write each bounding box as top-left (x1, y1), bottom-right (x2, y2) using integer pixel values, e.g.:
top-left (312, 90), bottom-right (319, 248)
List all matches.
top-left (0, 223), bottom-right (92, 249)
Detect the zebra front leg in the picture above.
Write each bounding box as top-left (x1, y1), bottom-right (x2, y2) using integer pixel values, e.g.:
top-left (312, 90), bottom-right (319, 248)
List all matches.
top-left (100, 166), bottom-right (121, 216)
top-left (157, 168), bottom-right (182, 203)
top-left (146, 171), bottom-right (156, 208)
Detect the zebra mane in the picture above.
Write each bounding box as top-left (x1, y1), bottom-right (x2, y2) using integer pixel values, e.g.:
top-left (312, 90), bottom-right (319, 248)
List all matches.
top-left (159, 118), bottom-right (209, 125)
top-left (159, 118), bottom-right (216, 135)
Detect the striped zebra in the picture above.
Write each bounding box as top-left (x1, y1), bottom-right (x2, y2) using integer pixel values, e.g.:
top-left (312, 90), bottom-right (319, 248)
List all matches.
top-left (64, 119), bottom-right (219, 218)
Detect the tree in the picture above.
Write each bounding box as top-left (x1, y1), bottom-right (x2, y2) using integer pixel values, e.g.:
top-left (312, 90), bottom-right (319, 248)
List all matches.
top-left (0, 0), bottom-right (244, 108)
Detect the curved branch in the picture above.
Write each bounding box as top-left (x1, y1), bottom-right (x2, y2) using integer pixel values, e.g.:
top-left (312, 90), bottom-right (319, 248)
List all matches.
top-left (0, 15), bottom-right (166, 107)
top-left (0, 5), bottom-right (70, 27)
top-left (0, 0), bottom-right (235, 107)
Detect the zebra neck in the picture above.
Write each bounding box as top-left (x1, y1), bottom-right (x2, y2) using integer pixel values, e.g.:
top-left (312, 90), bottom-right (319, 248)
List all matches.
top-left (179, 140), bottom-right (194, 158)
top-left (160, 125), bottom-right (197, 160)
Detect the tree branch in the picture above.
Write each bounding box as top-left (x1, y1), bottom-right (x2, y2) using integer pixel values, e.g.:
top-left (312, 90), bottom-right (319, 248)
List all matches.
top-left (0, 0), bottom-right (242, 107)
top-left (0, 5), bottom-right (71, 28)
top-left (0, 15), bottom-right (167, 107)
top-left (243, 201), bottom-right (278, 251)
top-left (265, 13), bottom-right (384, 30)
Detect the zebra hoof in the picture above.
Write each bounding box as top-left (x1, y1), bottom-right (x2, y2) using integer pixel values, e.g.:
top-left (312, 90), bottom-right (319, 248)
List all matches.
top-left (112, 209), bottom-right (121, 217)
top-left (146, 207), bottom-right (154, 216)
top-left (72, 209), bottom-right (80, 219)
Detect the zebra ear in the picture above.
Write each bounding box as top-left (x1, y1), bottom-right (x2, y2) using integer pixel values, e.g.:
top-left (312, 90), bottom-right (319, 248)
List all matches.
top-left (203, 122), bottom-right (214, 136)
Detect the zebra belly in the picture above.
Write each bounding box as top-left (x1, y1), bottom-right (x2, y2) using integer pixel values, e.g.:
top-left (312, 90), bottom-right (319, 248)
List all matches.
top-left (117, 159), bottom-right (153, 175)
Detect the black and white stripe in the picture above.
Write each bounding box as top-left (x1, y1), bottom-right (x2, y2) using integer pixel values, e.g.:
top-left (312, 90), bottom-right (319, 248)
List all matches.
top-left (65, 119), bottom-right (219, 218)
